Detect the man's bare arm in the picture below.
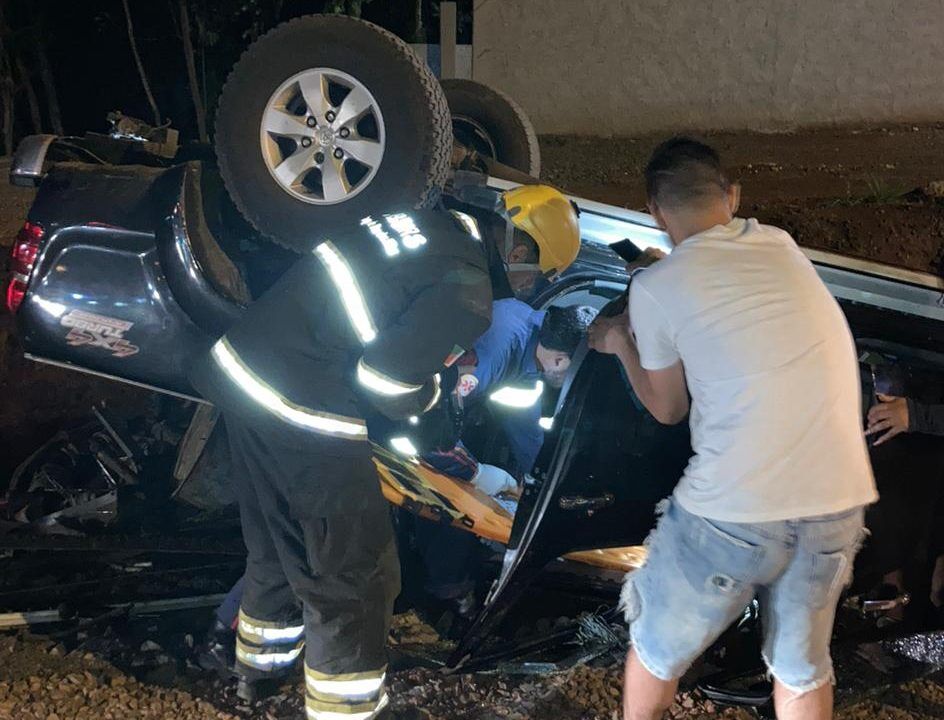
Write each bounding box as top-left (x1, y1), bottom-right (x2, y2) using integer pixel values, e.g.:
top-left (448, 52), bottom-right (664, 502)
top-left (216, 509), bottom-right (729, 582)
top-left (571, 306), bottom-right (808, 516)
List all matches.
top-left (614, 335), bottom-right (688, 424)
top-left (588, 313), bottom-right (689, 425)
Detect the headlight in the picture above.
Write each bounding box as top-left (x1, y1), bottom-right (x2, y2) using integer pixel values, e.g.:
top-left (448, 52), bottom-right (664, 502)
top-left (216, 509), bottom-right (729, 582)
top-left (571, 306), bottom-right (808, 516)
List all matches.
top-left (538, 416), bottom-right (554, 430)
top-left (489, 380), bottom-right (544, 409)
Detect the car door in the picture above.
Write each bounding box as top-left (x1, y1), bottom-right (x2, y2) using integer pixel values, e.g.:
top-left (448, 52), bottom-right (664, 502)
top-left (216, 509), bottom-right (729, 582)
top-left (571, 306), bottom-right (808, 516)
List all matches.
top-left (449, 281), bottom-right (692, 667)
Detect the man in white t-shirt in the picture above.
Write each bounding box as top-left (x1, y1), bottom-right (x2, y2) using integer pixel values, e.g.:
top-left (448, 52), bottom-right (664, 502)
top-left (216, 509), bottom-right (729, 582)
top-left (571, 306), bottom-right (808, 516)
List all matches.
top-left (588, 137), bottom-right (876, 720)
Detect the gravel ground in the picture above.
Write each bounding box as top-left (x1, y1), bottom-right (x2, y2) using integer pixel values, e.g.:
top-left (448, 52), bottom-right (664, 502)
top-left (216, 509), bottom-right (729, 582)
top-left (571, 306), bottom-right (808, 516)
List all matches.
top-left (1, 612), bottom-right (942, 719)
top-left (0, 635), bottom-right (233, 720)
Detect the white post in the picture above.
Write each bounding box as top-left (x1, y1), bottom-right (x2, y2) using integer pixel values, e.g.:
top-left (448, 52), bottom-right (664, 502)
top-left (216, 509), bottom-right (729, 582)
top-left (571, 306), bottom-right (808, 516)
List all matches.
top-left (440, 1), bottom-right (457, 79)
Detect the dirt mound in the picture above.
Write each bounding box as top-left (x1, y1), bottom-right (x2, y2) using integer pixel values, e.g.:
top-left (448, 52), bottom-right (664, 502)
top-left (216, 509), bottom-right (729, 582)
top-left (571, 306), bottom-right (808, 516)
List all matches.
top-left (749, 195), bottom-right (944, 274)
top-left (542, 124), bottom-right (944, 275)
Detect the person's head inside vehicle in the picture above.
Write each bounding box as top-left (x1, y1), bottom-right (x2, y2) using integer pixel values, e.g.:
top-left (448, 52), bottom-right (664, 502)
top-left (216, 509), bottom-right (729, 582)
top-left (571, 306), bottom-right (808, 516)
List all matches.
top-left (644, 137), bottom-right (741, 245)
top-left (536, 305), bottom-right (598, 387)
top-left (453, 181), bottom-right (580, 299)
top-left (482, 184), bottom-right (580, 298)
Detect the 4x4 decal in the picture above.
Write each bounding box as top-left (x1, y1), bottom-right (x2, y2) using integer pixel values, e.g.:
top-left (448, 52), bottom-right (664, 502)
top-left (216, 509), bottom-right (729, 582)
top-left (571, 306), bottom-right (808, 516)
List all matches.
top-left (60, 309), bottom-right (140, 358)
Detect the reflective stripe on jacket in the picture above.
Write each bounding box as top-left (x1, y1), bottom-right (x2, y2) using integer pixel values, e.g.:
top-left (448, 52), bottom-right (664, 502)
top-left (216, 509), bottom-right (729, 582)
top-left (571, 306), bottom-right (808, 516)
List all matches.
top-left (190, 210), bottom-right (492, 433)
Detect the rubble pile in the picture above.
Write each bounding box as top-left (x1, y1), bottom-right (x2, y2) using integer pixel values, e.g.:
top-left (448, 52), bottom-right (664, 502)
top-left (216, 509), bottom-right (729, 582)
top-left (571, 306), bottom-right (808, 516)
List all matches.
top-left (0, 635), bottom-right (233, 720)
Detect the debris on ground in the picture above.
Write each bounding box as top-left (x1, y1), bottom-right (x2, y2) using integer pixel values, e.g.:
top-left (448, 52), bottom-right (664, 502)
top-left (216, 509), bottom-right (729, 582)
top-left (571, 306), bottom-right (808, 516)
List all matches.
top-left (0, 611), bottom-right (942, 719)
top-left (0, 634), bottom-right (234, 720)
top-left (925, 181), bottom-right (944, 199)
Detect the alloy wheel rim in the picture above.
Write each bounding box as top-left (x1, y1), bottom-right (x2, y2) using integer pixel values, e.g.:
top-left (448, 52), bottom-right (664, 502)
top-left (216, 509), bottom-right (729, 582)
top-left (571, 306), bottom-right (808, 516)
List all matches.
top-left (259, 68), bottom-right (386, 205)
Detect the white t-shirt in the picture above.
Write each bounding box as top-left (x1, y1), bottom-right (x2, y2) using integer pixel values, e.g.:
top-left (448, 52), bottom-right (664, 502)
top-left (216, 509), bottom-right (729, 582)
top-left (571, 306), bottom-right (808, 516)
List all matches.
top-left (629, 218), bottom-right (877, 522)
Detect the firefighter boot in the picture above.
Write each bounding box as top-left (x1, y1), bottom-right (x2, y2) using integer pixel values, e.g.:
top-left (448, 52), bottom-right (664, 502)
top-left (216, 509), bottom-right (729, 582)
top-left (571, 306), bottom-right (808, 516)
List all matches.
top-left (196, 619), bottom-right (237, 678)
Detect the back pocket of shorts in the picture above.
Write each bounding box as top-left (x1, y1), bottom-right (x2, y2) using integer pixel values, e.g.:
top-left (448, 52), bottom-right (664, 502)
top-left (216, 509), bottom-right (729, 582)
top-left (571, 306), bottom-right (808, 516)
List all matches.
top-left (678, 516), bottom-right (764, 596)
top-left (809, 550), bottom-right (851, 610)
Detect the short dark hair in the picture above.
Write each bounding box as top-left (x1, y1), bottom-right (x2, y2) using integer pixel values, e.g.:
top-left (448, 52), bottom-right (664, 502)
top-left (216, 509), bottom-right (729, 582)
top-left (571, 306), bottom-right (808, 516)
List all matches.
top-left (644, 136), bottom-right (729, 209)
top-left (538, 305), bottom-right (598, 356)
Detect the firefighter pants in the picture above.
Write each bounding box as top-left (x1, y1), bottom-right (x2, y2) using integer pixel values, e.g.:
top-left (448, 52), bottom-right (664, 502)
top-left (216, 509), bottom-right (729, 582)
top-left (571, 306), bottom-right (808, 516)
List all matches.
top-left (225, 415), bottom-right (400, 719)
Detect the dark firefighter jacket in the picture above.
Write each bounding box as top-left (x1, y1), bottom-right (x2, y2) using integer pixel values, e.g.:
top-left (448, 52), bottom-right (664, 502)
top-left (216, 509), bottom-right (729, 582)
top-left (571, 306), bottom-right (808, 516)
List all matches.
top-left (189, 210), bottom-right (492, 441)
top-left (908, 399), bottom-right (944, 436)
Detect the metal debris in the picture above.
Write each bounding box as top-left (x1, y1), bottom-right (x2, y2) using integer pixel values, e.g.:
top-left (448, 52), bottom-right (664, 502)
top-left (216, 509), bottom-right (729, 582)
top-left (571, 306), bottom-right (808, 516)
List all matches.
top-left (882, 631), bottom-right (944, 666)
top-left (0, 593), bottom-right (227, 630)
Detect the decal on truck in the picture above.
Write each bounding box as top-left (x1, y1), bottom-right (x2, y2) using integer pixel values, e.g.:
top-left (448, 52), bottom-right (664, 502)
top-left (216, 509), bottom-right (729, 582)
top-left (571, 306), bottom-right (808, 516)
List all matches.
top-left (60, 309), bottom-right (140, 358)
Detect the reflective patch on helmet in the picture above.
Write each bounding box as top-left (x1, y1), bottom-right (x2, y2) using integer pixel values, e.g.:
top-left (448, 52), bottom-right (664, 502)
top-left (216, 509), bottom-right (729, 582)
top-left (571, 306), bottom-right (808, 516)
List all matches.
top-left (456, 374), bottom-right (479, 398)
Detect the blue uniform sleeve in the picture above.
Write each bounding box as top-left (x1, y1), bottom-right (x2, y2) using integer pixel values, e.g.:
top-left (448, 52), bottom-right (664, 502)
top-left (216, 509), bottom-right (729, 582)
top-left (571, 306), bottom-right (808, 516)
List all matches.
top-left (469, 323), bottom-right (514, 398)
top-left (500, 405), bottom-right (544, 476)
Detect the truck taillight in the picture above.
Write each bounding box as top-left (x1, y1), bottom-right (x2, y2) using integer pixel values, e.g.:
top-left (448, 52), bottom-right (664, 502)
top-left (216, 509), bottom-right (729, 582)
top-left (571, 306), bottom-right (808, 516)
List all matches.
top-left (4, 221), bottom-right (45, 314)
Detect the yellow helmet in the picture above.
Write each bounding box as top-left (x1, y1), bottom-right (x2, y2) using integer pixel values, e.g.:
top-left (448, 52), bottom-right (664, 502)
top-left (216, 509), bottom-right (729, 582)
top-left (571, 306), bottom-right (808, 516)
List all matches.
top-left (502, 185), bottom-right (580, 278)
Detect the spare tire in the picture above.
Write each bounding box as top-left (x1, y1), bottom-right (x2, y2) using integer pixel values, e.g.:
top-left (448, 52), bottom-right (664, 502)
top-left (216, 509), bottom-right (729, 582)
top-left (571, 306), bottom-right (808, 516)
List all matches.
top-left (441, 78), bottom-right (541, 177)
top-left (214, 15), bottom-right (451, 251)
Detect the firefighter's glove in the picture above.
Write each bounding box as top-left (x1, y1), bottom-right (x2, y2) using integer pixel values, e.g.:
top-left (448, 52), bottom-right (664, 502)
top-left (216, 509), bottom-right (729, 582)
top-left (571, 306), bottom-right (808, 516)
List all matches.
top-left (385, 388), bottom-right (463, 459)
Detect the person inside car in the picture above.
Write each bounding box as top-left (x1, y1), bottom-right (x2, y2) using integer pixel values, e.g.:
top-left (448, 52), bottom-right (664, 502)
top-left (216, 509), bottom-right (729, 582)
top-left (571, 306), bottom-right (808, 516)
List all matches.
top-left (865, 393), bottom-right (944, 620)
top-left (588, 137), bottom-right (877, 720)
top-left (414, 300), bottom-right (597, 627)
top-left (439, 300), bottom-right (598, 483)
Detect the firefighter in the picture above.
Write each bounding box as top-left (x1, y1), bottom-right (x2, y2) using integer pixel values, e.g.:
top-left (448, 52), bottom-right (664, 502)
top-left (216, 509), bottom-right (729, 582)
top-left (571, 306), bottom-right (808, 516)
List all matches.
top-left (201, 301), bottom-right (597, 646)
top-left (188, 186), bottom-right (580, 719)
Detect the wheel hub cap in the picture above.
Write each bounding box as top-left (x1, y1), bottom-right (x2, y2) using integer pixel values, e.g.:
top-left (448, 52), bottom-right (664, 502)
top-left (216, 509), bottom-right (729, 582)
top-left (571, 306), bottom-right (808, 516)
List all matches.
top-left (315, 126), bottom-right (335, 147)
top-left (260, 68), bottom-right (386, 205)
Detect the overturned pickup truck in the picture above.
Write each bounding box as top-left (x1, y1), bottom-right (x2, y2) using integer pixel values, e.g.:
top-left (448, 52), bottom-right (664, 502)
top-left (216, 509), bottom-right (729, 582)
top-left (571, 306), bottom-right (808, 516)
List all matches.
top-left (5, 14), bottom-right (944, 680)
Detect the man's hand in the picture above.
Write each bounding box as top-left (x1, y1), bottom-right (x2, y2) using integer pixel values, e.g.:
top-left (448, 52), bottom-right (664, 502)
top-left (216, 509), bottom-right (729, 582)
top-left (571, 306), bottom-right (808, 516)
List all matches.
top-left (626, 247), bottom-right (667, 274)
top-left (866, 394), bottom-right (910, 445)
top-left (588, 312), bottom-right (633, 355)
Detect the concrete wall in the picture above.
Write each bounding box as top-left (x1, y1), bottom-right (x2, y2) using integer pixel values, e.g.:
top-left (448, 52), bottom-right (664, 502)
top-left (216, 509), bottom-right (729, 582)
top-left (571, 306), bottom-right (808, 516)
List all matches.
top-left (472, 0), bottom-right (944, 135)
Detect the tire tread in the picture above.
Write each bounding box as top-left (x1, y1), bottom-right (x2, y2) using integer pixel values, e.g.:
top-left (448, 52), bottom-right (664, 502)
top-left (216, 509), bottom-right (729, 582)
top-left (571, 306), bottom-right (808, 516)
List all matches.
top-left (214, 15), bottom-right (451, 251)
top-left (441, 78), bottom-right (541, 177)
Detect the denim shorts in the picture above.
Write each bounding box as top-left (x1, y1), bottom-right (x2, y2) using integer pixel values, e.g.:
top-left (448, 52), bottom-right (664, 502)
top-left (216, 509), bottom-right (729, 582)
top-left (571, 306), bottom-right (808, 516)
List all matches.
top-left (621, 497), bottom-right (865, 693)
